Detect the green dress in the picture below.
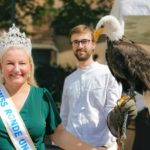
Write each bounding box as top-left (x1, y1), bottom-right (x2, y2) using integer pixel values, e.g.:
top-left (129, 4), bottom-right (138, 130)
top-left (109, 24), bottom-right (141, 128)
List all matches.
top-left (0, 86), bottom-right (61, 150)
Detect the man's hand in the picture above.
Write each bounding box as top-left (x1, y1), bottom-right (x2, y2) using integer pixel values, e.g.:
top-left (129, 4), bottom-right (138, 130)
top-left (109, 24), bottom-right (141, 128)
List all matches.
top-left (107, 96), bottom-right (137, 137)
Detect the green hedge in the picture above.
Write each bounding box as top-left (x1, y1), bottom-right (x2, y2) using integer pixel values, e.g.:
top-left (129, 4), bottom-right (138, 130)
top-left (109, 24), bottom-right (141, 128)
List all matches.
top-left (35, 64), bottom-right (75, 105)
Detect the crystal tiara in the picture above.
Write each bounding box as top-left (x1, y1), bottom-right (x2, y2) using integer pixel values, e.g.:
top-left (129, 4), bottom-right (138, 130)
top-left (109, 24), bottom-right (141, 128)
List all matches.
top-left (0, 24), bottom-right (32, 53)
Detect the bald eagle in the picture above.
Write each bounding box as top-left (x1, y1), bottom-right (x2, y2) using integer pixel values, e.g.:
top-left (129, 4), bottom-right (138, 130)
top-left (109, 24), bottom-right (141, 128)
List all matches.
top-left (95, 15), bottom-right (150, 111)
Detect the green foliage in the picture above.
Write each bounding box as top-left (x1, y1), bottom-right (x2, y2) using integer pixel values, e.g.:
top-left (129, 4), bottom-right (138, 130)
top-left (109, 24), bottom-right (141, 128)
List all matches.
top-left (35, 64), bottom-right (75, 104)
top-left (0, 0), bottom-right (112, 35)
top-left (0, 0), bottom-right (54, 30)
top-left (0, 0), bottom-right (13, 28)
top-left (51, 0), bottom-right (112, 36)
top-left (32, 6), bottom-right (47, 25)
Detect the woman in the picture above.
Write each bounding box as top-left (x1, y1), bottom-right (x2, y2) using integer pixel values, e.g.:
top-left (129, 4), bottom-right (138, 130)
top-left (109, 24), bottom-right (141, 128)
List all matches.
top-left (0, 25), bottom-right (106, 150)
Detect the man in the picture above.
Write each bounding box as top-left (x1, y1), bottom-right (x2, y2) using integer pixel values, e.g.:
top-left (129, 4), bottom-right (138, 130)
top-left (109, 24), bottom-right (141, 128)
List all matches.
top-left (60, 24), bottom-right (137, 150)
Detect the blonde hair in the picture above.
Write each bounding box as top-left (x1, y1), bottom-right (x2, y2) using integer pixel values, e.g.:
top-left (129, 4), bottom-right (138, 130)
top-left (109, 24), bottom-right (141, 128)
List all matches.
top-left (0, 46), bottom-right (37, 86)
top-left (69, 24), bottom-right (96, 42)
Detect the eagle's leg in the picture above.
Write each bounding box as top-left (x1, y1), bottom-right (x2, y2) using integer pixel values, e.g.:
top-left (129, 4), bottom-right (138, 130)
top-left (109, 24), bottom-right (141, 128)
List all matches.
top-left (128, 86), bottom-right (136, 98)
top-left (117, 87), bottom-right (136, 107)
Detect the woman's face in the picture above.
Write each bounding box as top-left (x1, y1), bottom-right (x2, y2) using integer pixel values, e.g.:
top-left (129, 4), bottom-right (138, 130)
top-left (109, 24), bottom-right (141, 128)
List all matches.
top-left (0, 48), bottom-right (32, 87)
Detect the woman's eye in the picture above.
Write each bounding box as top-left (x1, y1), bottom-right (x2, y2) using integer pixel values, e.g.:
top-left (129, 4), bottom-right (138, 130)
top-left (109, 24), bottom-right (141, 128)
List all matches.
top-left (19, 62), bottom-right (26, 65)
top-left (7, 62), bottom-right (13, 65)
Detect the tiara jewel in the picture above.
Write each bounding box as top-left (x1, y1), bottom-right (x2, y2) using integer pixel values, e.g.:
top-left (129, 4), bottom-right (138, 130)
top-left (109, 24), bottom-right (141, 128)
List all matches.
top-left (0, 24), bottom-right (32, 53)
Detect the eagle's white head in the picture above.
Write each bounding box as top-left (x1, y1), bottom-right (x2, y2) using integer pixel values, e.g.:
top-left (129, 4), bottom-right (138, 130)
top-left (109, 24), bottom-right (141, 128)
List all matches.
top-left (95, 15), bottom-right (124, 41)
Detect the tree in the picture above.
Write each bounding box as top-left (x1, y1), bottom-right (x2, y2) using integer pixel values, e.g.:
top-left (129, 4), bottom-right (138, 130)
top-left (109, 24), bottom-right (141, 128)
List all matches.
top-left (51, 0), bottom-right (113, 36)
top-left (0, 0), bottom-right (54, 31)
top-left (35, 64), bottom-right (75, 106)
top-left (0, 0), bottom-right (113, 34)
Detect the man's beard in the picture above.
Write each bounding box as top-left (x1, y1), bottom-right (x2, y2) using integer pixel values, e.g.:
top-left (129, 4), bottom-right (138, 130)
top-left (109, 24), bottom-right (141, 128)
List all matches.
top-left (74, 49), bottom-right (91, 61)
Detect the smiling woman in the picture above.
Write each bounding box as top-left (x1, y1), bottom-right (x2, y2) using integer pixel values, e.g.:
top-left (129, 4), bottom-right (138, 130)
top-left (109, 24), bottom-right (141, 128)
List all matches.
top-left (1, 48), bottom-right (32, 90)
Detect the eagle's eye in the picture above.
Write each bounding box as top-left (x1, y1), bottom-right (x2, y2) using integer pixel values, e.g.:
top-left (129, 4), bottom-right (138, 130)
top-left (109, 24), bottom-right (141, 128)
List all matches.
top-left (101, 25), bottom-right (104, 28)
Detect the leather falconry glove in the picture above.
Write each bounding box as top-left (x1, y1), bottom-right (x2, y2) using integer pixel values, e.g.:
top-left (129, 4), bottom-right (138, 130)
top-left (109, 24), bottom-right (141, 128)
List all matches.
top-left (107, 96), bottom-right (137, 137)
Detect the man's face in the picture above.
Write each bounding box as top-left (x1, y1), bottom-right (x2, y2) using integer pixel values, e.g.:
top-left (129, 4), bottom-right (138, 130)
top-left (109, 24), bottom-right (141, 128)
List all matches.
top-left (71, 32), bottom-right (96, 61)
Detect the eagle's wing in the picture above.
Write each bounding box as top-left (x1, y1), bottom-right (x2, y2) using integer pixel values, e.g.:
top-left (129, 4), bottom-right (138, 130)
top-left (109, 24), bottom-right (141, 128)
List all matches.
top-left (106, 38), bottom-right (150, 94)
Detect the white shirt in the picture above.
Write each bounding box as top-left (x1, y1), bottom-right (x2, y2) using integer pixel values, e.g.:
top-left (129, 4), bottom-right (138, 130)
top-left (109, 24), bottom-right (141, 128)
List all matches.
top-left (60, 62), bottom-right (122, 147)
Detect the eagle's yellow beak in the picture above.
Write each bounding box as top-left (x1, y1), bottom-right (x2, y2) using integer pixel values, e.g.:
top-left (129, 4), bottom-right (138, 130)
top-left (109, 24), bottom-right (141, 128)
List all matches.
top-left (94, 28), bottom-right (104, 42)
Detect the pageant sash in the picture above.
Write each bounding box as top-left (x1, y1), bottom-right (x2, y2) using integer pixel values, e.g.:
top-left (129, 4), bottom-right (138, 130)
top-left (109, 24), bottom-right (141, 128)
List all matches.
top-left (0, 84), bottom-right (36, 150)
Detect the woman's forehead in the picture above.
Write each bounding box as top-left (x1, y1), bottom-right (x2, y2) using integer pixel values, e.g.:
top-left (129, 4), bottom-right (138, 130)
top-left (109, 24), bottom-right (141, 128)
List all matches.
top-left (2, 48), bottom-right (29, 60)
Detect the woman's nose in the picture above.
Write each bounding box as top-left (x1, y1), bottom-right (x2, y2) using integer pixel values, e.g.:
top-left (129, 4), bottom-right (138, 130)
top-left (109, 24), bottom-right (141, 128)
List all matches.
top-left (14, 64), bottom-right (20, 71)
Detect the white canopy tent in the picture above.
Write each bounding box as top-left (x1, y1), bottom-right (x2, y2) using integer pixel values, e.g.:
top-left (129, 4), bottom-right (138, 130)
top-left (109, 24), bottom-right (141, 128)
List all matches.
top-left (111, 0), bottom-right (150, 33)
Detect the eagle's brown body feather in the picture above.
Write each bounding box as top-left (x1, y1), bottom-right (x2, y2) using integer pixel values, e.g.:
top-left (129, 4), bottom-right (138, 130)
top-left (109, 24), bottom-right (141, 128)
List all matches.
top-left (106, 37), bottom-right (150, 94)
